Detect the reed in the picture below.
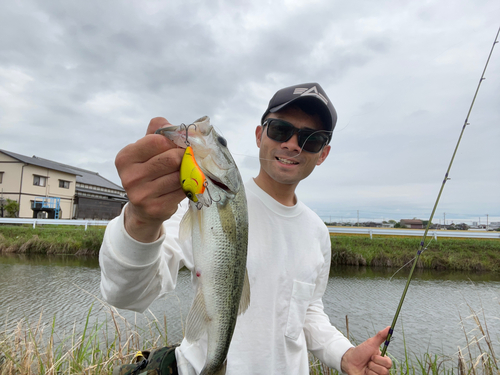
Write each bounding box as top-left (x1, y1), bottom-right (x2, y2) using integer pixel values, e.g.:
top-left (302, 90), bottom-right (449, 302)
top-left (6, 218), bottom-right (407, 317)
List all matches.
top-left (0, 303), bottom-right (170, 375)
top-left (2, 300), bottom-right (497, 374)
top-left (309, 303), bottom-right (500, 375)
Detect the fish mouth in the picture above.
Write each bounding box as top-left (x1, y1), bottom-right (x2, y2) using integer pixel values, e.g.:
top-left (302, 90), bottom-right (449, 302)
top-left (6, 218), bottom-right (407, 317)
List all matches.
top-left (205, 173), bottom-right (232, 193)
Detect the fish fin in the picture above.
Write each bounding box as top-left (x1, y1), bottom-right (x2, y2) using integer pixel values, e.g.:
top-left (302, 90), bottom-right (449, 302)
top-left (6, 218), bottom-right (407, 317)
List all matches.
top-left (185, 289), bottom-right (208, 343)
top-left (179, 208), bottom-right (193, 244)
top-left (238, 269), bottom-right (251, 315)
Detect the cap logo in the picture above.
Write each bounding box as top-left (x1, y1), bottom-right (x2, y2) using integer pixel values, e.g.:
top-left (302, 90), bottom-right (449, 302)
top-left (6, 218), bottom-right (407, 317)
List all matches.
top-left (292, 86), bottom-right (328, 105)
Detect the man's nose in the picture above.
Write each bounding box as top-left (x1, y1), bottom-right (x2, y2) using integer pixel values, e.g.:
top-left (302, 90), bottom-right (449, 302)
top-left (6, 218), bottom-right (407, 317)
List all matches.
top-left (280, 133), bottom-right (301, 152)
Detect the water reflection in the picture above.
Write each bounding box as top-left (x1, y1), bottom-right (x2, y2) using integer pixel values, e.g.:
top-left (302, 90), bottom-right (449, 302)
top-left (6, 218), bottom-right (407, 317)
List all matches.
top-left (326, 265), bottom-right (500, 360)
top-left (1, 255), bottom-right (498, 362)
top-left (331, 265), bottom-right (500, 282)
top-left (0, 253), bottom-right (100, 268)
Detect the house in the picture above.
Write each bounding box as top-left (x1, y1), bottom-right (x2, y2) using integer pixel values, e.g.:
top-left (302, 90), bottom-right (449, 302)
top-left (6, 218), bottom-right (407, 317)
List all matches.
top-left (400, 219), bottom-right (424, 229)
top-left (0, 149), bottom-right (127, 220)
top-left (489, 222), bottom-right (500, 230)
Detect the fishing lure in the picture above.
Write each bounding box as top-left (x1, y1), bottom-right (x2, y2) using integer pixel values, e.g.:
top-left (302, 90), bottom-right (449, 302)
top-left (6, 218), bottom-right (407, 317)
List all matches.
top-left (180, 146), bottom-right (207, 204)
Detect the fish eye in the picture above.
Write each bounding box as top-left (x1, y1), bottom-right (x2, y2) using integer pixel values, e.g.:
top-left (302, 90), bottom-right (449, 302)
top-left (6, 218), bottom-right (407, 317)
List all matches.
top-left (217, 136), bottom-right (227, 147)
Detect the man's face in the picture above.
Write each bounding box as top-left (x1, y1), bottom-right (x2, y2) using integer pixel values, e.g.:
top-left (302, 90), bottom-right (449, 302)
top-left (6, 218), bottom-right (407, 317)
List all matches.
top-left (255, 105), bottom-right (331, 187)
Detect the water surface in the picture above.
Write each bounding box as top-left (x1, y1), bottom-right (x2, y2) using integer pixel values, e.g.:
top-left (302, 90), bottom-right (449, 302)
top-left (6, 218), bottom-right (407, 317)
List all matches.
top-left (1, 254), bottom-right (498, 362)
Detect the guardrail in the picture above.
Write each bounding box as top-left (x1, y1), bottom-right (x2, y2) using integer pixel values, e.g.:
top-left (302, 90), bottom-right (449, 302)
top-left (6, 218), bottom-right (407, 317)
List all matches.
top-left (0, 218), bottom-right (110, 230)
top-left (1, 218), bottom-right (499, 238)
top-left (328, 226), bottom-right (500, 239)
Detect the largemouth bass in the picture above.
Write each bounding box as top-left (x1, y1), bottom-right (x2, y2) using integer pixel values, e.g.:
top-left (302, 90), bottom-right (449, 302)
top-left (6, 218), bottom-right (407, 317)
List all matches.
top-left (156, 116), bottom-right (250, 375)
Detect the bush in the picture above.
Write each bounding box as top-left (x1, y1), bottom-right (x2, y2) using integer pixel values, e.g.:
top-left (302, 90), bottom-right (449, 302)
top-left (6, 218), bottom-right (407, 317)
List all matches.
top-left (4, 199), bottom-right (19, 218)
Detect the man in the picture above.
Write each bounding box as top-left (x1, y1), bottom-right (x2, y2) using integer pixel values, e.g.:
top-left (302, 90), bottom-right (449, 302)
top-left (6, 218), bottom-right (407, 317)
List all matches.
top-left (100, 83), bottom-right (392, 374)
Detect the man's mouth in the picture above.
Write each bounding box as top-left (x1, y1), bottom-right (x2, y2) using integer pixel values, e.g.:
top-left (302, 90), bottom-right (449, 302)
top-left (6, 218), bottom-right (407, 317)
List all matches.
top-left (276, 157), bottom-right (299, 165)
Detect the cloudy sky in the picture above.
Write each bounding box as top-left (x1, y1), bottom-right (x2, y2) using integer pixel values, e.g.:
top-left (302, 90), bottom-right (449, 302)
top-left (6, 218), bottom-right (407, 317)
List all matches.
top-left (1, 0), bottom-right (499, 224)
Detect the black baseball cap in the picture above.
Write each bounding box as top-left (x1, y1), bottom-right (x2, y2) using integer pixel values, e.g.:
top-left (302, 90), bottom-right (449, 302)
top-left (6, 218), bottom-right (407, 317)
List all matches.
top-left (261, 82), bottom-right (337, 143)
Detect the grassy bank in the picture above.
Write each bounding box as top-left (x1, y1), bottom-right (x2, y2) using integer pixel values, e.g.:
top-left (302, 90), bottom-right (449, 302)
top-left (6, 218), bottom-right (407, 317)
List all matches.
top-left (0, 226), bottom-right (105, 256)
top-left (1, 304), bottom-right (497, 374)
top-left (331, 235), bottom-right (500, 272)
top-left (1, 226), bottom-right (500, 272)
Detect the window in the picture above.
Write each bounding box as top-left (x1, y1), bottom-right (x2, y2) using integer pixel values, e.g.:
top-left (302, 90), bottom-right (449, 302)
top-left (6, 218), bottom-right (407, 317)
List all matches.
top-left (59, 180), bottom-right (70, 189)
top-left (0, 172), bottom-right (3, 184)
top-left (33, 175), bottom-right (47, 187)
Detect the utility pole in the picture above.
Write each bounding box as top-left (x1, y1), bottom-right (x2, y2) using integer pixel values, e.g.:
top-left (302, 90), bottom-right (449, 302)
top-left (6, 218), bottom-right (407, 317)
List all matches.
top-left (486, 214), bottom-right (489, 231)
top-left (444, 212), bottom-right (446, 226)
top-left (357, 210), bottom-right (359, 227)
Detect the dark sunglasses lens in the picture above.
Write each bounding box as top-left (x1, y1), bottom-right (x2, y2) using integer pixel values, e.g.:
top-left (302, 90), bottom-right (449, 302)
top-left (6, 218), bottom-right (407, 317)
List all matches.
top-left (265, 119), bottom-right (327, 153)
top-left (267, 120), bottom-right (294, 142)
top-left (299, 132), bottom-right (327, 153)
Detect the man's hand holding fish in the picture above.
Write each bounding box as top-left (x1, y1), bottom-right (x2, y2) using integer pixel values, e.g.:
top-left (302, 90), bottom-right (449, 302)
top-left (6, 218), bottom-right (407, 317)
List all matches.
top-left (115, 117), bottom-right (186, 243)
top-left (100, 83), bottom-right (392, 375)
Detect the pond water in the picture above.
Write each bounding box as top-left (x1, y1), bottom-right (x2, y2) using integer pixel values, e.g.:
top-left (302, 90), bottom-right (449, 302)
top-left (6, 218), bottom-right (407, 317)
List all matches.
top-left (1, 254), bottom-right (499, 362)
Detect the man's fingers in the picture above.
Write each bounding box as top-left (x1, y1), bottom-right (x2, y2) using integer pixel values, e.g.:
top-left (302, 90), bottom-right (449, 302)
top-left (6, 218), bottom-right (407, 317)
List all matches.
top-left (369, 354), bottom-right (393, 373)
top-left (132, 187), bottom-right (186, 220)
top-left (120, 148), bottom-right (184, 193)
top-left (366, 360), bottom-right (391, 375)
top-left (117, 136), bottom-right (183, 174)
top-left (127, 170), bottom-right (182, 203)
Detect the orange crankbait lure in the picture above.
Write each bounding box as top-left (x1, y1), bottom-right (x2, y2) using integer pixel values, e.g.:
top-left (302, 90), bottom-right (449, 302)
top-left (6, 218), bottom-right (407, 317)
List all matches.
top-left (180, 146), bottom-right (206, 202)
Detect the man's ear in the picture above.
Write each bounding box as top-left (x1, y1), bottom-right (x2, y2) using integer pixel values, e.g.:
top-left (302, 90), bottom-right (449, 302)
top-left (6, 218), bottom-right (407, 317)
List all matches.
top-left (255, 125), bottom-right (263, 148)
top-left (316, 145), bottom-right (331, 166)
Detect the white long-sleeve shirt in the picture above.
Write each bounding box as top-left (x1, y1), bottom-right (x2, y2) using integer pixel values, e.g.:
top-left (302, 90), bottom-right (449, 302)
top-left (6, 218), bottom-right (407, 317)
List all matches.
top-left (100, 178), bottom-right (353, 374)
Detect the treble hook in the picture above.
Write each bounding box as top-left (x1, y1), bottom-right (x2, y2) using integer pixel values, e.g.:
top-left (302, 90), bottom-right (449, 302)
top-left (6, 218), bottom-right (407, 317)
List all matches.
top-left (181, 123), bottom-right (197, 147)
top-left (204, 181), bottom-right (222, 204)
top-left (194, 180), bottom-right (222, 210)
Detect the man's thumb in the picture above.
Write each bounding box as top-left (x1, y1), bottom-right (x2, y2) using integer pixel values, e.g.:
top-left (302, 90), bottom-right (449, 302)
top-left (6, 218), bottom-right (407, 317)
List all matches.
top-left (374, 326), bottom-right (391, 347)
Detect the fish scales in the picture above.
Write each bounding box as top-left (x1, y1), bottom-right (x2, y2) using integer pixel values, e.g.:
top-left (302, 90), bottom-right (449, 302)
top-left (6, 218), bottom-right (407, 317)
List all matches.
top-left (156, 116), bottom-right (250, 375)
top-left (194, 191), bottom-right (247, 374)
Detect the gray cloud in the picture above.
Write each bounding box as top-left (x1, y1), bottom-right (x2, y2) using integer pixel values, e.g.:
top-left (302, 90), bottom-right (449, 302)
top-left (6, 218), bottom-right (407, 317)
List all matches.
top-left (1, 0), bottom-right (498, 224)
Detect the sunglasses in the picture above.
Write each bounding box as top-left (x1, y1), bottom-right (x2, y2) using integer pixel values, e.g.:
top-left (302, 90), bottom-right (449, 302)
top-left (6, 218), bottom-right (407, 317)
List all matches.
top-left (262, 118), bottom-right (330, 153)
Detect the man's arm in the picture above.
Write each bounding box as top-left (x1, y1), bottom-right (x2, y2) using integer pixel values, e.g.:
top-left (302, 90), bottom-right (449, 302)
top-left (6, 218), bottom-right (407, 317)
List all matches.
top-left (99, 117), bottom-right (190, 312)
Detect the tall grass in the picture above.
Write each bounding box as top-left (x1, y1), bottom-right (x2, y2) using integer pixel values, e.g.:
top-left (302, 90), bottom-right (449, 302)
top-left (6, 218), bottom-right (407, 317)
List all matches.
top-left (309, 303), bottom-right (500, 375)
top-left (0, 303), bottom-right (170, 375)
top-left (1, 302), bottom-right (498, 374)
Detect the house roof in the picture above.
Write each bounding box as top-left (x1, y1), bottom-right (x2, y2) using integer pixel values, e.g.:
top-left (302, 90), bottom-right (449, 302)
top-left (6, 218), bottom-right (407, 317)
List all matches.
top-left (401, 219), bottom-right (423, 224)
top-left (76, 186), bottom-right (128, 200)
top-left (0, 149), bottom-right (124, 192)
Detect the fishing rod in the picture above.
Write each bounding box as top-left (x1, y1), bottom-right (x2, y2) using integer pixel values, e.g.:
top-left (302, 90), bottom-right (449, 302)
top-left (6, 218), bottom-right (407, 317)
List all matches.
top-left (381, 26), bottom-right (500, 357)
